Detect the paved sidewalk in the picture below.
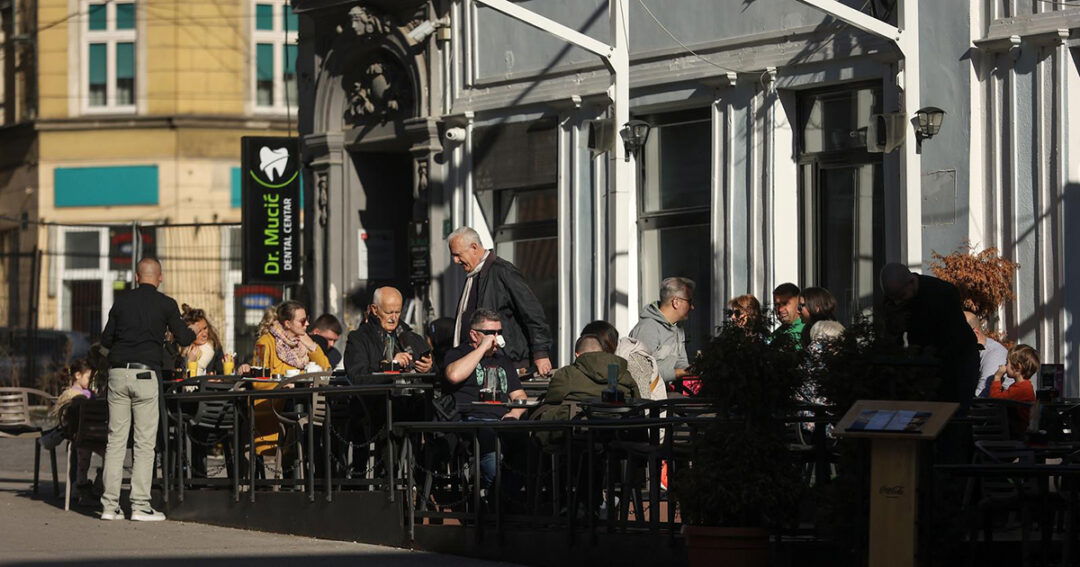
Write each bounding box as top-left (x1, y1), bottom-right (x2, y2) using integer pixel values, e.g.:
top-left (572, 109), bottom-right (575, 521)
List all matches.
top-left (0, 437), bottom-right (515, 567)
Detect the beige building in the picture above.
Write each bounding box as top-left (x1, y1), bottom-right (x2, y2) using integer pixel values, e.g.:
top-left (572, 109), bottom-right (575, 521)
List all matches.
top-left (0, 0), bottom-right (298, 360)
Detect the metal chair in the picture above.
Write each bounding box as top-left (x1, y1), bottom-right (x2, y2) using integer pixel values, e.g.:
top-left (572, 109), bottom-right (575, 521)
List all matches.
top-left (60, 398), bottom-right (108, 510)
top-left (0, 387), bottom-right (59, 496)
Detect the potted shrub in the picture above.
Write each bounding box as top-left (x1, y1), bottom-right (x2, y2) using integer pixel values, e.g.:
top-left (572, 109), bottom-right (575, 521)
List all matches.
top-left (929, 244), bottom-right (1018, 329)
top-left (673, 323), bottom-right (805, 567)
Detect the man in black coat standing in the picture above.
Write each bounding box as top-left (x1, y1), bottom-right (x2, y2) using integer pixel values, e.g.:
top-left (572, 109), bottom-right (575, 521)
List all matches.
top-left (880, 263), bottom-right (981, 408)
top-left (447, 226), bottom-right (553, 377)
top-left (344, 286), bottom-right (432, 384)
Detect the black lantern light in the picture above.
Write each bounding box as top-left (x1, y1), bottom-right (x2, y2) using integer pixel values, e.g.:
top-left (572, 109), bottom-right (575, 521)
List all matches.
top-left (619, 119), bottom-right (652, 162)
top-left (914, 107), bottom-right (946, 142)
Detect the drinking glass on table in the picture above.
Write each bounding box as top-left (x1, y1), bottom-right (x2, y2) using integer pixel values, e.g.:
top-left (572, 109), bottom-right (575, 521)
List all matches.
top-left (222, 352), bottom-right (235, 375)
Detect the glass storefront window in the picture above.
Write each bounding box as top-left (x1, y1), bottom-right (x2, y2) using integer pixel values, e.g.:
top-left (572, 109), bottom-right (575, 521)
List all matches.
top-left (640, 223), bottom-right (712, 358)
top-left (642, 117), bottom-right (711, 213)
top-left (638, 108), bottom-right (713, 354)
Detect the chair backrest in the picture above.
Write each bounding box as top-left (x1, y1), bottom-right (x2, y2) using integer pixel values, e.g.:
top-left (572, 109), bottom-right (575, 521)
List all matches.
top-left (309, 375), bottom-right (330, 427)
top-left (72, 399), bottom-right (109, 452)
top-left (974, 439), bottom-right (1035, 499)
top-left (190, 380), bottom-right (238, 430)
top-left (0, 389), bottom-right (32, 428)
top-left (968, 400), bottom-right (1011, 442)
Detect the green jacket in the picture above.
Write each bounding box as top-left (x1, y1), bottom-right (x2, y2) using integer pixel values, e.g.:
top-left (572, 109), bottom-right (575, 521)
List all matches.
top-left (532, 352), bottom-right (641, 446)
top-left (771, 318), bottom-right (805, 350)
top-left (544, 351), bottom-right (640, 406)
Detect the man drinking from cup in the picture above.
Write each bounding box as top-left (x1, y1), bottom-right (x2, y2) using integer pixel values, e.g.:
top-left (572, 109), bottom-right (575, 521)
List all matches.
top-left (443, 308), bottom-right (528, 488)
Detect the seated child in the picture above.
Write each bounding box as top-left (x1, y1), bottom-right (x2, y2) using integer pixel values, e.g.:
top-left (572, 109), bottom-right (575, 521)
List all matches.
top-left (988, 344), bottom-right (1039, 437)
top-left (42, 359), bottom-right (100, 503)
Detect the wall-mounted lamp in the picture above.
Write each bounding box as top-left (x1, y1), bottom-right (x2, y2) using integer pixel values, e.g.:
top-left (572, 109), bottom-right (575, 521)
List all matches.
top-left (619, 119), bottom-right (652, 162)
top-left (914, 107), bottom-right (946, 143)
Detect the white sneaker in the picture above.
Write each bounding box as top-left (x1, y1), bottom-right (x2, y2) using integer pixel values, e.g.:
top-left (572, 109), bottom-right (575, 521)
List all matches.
top-left (130, 508), bottom-right (166, 522)
top-left (100, 508), bottom-right (124, 521)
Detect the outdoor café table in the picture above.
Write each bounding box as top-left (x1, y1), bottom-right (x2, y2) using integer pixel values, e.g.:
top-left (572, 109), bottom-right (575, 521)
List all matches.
top-left (936, 462), bottom-right (1080, 565)
top-left (163, 381), bottom-right (433, 505)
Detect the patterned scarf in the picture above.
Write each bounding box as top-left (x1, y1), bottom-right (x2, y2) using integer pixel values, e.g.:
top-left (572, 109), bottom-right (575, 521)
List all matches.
top-left (268, 320), bottom-right (310, 370)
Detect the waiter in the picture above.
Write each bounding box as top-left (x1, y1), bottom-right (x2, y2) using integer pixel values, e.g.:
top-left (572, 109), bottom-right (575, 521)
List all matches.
top-left (99, 257), bottom-right (194, 522)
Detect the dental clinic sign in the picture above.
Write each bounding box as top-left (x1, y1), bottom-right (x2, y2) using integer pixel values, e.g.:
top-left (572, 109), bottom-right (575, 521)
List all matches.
top-left (241, 136), bottom-right (300, 284)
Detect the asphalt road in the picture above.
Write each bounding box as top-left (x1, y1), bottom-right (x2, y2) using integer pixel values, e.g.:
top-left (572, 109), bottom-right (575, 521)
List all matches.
top-left (0, 436), bottom-right (516, 567)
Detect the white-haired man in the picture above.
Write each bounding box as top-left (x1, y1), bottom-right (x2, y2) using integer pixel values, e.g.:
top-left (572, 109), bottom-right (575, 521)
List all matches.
top-left (344, 286), bottom-right (432, 384)
top-left (447, 226), bottom-right (553, 377)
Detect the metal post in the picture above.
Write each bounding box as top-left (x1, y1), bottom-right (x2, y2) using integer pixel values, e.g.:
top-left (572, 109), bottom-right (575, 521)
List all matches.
top-left (131, 221), bottom-right (138, 288)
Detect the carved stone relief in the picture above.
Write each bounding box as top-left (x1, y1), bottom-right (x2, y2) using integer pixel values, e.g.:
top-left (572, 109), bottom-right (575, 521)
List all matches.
top-left (343, 54), bottom-right (413, 125)
top-left (316, 172), bottom-right (329, 227)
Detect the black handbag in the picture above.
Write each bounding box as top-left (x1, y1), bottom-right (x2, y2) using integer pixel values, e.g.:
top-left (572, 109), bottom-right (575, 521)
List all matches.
top-left (431, 391), bottom-right (460, 422)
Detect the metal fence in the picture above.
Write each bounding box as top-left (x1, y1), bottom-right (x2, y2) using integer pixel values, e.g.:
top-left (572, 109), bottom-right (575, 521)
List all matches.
top-left (0, 220), bottom-right (277, 392)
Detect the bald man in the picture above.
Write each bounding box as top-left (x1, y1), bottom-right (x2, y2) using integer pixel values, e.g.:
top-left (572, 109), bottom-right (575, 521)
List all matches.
top-left (99, 257), bottom-right (194, 522)
top-left (343, 286), bottom-right (433, 384)
top-left (880, 263), bottom-right (980, 406)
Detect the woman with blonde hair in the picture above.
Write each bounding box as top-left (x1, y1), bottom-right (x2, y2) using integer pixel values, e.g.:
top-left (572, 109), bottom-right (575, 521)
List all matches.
top-left (250, 301), bottom-right (330, 465)
top-left (251, 300), bottom-right (329, 374)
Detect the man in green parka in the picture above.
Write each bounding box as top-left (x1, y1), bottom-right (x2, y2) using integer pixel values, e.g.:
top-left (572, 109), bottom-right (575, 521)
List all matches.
top-left (534, 334), bottom-right (640, 423)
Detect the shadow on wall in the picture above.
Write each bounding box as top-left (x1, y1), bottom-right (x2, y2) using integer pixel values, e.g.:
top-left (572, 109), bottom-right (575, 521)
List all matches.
top-left (1065, 183), bottom-right (1080, 397)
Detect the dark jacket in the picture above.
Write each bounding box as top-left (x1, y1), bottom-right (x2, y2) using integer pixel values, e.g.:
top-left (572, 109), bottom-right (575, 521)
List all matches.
top-left (887, 274), bottom-right (980, 404)
top-left (544, 351), bottom-right (640, 405)
top-left (101, 283), bottom-right (194, 371)
top-left (460, 254), bottom-right (552, 365)
top-left (344, 319), bottom-right (430, 384)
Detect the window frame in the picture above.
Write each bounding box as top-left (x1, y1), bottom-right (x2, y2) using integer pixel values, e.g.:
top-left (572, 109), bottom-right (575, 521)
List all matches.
top-left (635, 107), bottom-right (713, 355)
top-left (80, 0), bottom-right (137, 114)
top-left (795, 82), bottom-right (885, 322)
top-left (251, 0), bottom-right (298, 115)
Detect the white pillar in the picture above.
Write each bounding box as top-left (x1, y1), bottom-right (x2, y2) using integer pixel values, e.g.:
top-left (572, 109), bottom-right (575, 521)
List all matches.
top-left (608, 0), bottom-right (637, 333)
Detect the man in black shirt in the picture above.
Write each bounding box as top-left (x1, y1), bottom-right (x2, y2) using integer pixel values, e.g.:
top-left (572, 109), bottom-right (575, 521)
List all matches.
top-left (99, 258), bottom-right (194, 521)
top-left (443, 308), bottom-right (527, 488)
top-left (880, 263), bottom-right (980, 407)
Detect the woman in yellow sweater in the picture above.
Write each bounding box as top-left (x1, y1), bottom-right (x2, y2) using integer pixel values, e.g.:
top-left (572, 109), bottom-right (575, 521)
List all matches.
top-left (250, 300), bottom-right (330, 458)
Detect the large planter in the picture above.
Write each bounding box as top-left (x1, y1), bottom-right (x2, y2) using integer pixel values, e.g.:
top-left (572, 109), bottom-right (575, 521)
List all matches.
top-left (682, 525), bottom-right (769, 567)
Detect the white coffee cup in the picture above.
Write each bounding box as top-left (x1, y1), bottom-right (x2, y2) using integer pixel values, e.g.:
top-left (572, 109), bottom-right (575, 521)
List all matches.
top-left (495, 335), bottom-right (506, 349)
top-left (285, 369), bottom-right (301, 378)
top-left (304, 362), bottom-right (322, 373)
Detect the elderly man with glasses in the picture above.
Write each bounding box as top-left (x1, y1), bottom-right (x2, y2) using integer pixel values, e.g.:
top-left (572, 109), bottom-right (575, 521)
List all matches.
top-left (630, 277), bottom-right (695, 385)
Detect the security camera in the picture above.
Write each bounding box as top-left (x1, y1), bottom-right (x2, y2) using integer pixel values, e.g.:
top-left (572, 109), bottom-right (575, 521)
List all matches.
top-left (445, 127), bottom-right (466, 143)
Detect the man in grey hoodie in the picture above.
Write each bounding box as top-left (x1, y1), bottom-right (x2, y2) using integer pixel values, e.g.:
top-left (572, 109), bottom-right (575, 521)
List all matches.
top-left (630, 277), bottom-right (695, 383)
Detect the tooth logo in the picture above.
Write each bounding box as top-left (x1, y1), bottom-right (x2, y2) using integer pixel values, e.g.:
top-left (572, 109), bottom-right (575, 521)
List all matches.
top-left (259, 147), bottom-right (289, 181)
top-left (250, 145), bottom-right (299, 189)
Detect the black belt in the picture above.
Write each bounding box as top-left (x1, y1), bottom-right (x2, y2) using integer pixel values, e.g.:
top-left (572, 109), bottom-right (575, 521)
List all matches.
top-left (114, 362), bottom-right (153, 370)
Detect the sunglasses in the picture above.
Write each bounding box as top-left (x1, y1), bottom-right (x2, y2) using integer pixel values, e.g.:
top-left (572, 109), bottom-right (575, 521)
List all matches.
top-left (473, 329), bottom-right (503, 335)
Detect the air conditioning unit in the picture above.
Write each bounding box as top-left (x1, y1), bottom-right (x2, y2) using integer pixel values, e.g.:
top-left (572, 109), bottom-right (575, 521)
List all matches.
top-left (867, 112), bottom-right (906, 153)
top-left (587, 118), bottom-right (614, 154)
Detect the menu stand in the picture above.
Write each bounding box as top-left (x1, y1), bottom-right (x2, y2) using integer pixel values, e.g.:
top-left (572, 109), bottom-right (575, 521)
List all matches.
top-left (836, 400), bottom-right (959, 567)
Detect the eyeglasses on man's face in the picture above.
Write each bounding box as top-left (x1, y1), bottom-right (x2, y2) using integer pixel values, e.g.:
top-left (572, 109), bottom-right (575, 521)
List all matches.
top-left (473, 328), bottom-right (503, 335)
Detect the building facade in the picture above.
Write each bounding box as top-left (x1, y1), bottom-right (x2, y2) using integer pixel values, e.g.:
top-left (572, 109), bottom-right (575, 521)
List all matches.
top-left (0, 0), bottom-right (299, 357)
top-left (295, 0), bottom-right (1080, 390)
